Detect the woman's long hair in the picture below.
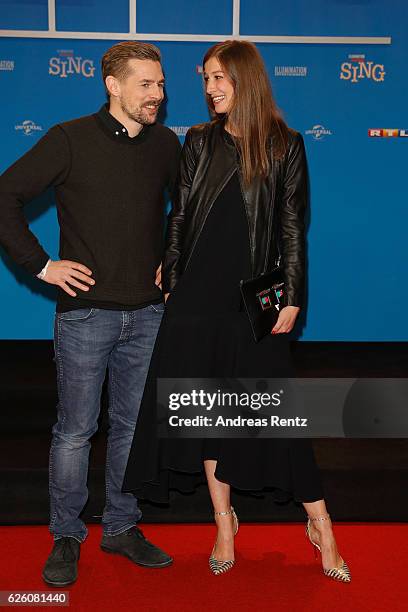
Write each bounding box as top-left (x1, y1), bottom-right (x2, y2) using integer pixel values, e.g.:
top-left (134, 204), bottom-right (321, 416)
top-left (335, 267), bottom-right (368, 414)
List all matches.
top-left (203, 40), bottom-right (288, 187)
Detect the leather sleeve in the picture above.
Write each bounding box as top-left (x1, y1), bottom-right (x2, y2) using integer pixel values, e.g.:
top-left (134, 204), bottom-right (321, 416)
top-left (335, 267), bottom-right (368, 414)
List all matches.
top-left (162, 128), bottom-right (202, 293)
top-left (279, 132), bottom-right (308, 307)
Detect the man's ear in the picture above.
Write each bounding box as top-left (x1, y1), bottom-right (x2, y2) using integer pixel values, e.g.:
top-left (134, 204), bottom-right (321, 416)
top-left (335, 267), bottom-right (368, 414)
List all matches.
top-left (105, 75), bottom-right (120, 98)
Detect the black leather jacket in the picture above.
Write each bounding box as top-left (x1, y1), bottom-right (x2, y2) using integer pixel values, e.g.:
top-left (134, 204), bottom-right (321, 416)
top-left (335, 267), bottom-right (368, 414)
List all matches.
top-left (162, 120), bottom-right (308, 307)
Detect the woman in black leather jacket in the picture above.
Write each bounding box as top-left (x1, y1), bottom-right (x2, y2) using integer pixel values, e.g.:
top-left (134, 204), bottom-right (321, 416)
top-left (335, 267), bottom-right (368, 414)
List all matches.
top-left (124, 40), bottom-right (350, 582)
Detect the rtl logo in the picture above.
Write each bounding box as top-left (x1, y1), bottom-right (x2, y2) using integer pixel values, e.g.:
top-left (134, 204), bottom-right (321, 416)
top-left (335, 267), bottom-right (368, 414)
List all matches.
top-left (368, 129), bottom-right (408, 137)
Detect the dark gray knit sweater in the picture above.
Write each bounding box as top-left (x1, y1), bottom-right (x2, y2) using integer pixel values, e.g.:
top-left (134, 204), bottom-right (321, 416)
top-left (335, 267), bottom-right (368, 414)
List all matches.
top-left (0, 105), bottom-right (181, 310)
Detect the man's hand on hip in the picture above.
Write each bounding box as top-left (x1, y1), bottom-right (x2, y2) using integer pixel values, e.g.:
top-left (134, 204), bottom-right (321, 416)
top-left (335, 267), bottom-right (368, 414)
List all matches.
top-left (43, 260), bottom-right (95, 297)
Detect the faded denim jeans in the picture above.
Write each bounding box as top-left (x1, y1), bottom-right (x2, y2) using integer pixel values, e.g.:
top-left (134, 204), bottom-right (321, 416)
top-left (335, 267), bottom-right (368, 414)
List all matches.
top-left (49, 304), bottom-right (164, 542)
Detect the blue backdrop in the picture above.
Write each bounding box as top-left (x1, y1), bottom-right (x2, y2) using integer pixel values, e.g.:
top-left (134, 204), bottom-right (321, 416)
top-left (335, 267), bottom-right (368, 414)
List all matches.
top-left (0, 0), bottom-right (406, 340)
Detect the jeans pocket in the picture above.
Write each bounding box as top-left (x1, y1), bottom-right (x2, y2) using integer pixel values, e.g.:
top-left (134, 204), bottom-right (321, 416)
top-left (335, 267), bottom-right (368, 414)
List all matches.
top-left (149, 303), bottom-right (165, 314)
top-left (57, 308), bottom-right (95, 321)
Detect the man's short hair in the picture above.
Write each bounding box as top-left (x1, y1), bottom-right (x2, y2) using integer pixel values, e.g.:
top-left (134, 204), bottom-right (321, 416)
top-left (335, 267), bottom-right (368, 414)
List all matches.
top-left (101, 41), bottom-right (161, 94)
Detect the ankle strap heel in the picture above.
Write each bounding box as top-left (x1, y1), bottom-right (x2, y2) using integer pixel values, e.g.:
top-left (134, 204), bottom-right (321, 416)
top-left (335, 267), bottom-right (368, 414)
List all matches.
top-left (305, 513), bottom-right (351, 583)
top-left (214, 507), bottom-right (234, 517)
top-left (209, 506), bottom-right (239, 575)
top-left (307, 514), bottom-right (330, 522)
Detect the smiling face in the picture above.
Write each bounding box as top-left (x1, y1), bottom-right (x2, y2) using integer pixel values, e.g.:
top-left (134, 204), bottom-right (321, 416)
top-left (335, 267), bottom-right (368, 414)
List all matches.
top-left (107, 58), bottom-right (165, 126)
top-left (203, 56), bottom-right (235, 115)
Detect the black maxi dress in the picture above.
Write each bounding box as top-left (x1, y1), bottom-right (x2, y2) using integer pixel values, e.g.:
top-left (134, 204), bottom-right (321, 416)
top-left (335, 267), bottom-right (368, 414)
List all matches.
top-left (123, 168), bottom-right (323, 504)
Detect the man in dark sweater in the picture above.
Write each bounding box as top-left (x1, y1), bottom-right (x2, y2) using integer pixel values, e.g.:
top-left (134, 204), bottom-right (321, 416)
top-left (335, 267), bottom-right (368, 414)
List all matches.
top-left (0, 42), bottom-right (181, 586)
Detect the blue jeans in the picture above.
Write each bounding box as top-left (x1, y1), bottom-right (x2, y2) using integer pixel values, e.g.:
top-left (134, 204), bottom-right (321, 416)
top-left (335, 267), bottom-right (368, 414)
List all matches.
top-left (49, 305), bottom-right (164, 542)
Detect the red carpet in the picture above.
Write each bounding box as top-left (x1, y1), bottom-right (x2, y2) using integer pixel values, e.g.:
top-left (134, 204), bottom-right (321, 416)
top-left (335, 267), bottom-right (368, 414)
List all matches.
top-left (0, 524), bottom-right (406, 611)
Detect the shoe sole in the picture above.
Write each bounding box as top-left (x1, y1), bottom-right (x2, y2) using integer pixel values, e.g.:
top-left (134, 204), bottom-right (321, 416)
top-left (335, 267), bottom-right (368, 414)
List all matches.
top-left (100, 545), bottom-right (173, 568)
top-left (42, 573), bottom-right (77, 587)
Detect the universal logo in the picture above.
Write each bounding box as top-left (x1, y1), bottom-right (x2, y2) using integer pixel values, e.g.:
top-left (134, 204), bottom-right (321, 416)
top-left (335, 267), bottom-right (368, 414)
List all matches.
top-left (49, 50), bottom-right (95, 79)
top-left (340, 54), bottom-right (385, 83)
top-left (274, 66), bottom-right (307, 77)
top-left (15, 120), bottom-right (43, 136)
top-left (368, 129), bottom-right (408, 137)
top-left (0, 60), bottom-right (14, 71)
top-left (305, 125), bottom-right (333, 141)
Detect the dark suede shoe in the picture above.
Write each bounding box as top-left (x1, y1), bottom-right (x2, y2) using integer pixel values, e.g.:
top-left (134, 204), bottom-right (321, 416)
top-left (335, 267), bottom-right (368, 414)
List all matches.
top-left (101, 526), bottom-right (172, 568)
top-left (42, 537), bottom-right (81, 587)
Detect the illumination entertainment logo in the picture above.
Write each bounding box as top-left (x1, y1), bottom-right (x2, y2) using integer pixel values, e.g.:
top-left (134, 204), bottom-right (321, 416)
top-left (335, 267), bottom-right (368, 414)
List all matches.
top-left (0, 60), bottom-right (14, 71)
top-left (169, 126), bottom-right (190, 137)
top-left (274, 66), bottom-right (307, 77)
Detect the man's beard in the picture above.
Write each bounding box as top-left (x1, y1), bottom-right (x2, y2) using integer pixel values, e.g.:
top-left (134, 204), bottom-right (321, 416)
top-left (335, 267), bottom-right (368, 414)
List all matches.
top-left (120, 99), bottom-right (160, 125)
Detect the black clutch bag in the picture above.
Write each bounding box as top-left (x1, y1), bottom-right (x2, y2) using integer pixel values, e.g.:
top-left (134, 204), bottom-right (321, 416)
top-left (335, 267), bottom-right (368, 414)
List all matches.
top-left (240, 267), bottom-right (285, 342)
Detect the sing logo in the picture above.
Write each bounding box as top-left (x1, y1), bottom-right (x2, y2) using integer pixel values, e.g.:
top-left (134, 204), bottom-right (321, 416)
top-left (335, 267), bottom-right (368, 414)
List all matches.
top-left (340, 54), bottom-right (385, 83)
top-left (368, 129), bottom-right (408, 137)
top-left (15, 120), bottom-right (43, 136)
top-left (49, 50), bottom-right (95, 78)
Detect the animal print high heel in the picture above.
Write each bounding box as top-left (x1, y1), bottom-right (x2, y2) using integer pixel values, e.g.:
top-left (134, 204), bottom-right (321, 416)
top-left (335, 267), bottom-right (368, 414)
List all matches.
top-left (306, 515), bottom-right (351, 583)
top-left (209, 507), bottom-right (239, 575)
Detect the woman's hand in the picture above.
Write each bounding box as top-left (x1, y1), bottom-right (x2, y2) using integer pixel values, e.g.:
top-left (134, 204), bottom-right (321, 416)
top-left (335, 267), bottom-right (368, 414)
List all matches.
top-left (271, 306), bottom-right (300, 334)
top-left (155, 264), bottom-right (162, 289)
